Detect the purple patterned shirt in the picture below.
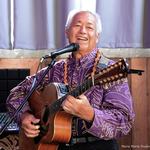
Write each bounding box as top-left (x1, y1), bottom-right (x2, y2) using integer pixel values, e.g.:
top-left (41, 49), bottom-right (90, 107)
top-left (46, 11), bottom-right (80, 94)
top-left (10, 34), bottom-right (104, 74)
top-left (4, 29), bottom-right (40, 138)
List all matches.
top-left (6, 49), bottom-right (135, 140)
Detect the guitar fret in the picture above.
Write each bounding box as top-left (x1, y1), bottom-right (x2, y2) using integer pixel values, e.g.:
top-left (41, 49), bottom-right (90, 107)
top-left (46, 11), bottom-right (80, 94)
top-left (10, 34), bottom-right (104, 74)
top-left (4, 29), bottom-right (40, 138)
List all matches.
top-left (74, 79), bottom-right (93, 96)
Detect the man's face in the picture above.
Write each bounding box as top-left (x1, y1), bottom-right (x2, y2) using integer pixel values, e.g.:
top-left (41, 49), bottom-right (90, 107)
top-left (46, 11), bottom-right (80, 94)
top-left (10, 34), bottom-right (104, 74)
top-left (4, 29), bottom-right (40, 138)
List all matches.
top-left (66, 12), bottom-right (99, 55)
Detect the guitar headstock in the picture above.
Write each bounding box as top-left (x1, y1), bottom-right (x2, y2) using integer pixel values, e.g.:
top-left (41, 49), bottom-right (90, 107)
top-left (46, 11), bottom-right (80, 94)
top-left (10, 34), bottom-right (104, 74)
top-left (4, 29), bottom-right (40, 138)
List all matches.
top-left (95, 59), bottom-right (128, 86)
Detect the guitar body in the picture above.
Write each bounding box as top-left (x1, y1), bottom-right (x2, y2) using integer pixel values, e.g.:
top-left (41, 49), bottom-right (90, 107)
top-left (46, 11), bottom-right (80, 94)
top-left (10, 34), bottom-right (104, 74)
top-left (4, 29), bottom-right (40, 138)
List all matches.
top-left (38, 143), bottom-right (59, 150)
top-left (20, 83), bottom-right (73, 150)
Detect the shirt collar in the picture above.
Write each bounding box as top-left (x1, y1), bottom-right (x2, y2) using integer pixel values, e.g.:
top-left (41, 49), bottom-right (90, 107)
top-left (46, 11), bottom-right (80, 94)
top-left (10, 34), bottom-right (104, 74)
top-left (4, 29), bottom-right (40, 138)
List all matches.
top-left (67, 48), bottom-right (99, 67)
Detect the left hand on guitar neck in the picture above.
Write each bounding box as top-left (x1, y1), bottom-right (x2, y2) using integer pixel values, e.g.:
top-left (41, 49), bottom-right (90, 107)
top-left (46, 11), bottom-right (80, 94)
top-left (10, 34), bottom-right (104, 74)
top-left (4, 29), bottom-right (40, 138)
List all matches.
top-left (62, 94), bottom-right (94, 122)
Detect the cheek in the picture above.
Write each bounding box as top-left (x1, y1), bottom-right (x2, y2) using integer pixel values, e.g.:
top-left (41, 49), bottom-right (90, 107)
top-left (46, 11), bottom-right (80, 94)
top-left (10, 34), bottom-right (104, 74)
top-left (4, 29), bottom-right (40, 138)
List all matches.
top-left (90, 33), bottom-right (99, 43)
top-left (69, 31), bottom-right (77, 42)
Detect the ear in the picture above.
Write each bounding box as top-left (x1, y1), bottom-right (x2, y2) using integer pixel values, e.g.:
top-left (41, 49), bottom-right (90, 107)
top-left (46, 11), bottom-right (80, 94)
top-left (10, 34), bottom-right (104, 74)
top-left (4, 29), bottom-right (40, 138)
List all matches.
top-left (65, 28), bottom-right (69, 39)
top-left (96, 33), bottom-right (100, 43)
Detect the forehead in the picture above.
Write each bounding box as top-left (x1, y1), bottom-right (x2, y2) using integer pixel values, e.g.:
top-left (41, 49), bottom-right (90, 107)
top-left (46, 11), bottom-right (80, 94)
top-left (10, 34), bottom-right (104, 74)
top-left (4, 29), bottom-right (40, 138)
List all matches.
top-left (72, 12), bottom-right (96, 25)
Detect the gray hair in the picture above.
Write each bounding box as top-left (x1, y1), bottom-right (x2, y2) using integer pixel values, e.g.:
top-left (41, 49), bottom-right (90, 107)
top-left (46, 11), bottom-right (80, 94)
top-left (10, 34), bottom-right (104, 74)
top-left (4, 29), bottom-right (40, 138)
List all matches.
top-left (65, 9), bottom-right (102, 34)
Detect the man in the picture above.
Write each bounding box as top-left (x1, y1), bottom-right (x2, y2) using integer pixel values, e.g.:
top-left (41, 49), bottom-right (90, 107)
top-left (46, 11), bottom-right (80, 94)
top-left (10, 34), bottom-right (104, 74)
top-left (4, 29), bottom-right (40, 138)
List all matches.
top-left (6, 9), bottom-right (134, 150)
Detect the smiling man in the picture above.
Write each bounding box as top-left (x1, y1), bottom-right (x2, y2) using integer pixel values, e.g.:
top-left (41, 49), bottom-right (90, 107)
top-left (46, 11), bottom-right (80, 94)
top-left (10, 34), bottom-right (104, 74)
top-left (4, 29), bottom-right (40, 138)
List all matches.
top-left (65, 11), bottom-right (100, 58)
top-left (6, 10), bottom-right (135, 150)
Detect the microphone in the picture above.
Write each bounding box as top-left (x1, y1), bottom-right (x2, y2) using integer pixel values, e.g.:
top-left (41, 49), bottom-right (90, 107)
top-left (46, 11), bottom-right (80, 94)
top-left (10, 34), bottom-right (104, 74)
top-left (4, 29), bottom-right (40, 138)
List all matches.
top-left (43, 43), bottom-right (79, 59)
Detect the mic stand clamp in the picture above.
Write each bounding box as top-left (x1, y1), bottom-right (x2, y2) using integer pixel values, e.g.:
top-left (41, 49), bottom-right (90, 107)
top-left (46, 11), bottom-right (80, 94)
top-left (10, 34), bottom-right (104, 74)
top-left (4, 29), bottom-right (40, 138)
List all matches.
top-left (127, 69), bottom-right (144, 75)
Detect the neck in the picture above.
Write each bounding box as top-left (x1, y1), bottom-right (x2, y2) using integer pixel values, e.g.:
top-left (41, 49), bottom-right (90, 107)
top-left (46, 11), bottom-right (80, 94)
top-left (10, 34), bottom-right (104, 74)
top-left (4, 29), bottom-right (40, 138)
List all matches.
top-left (73, 50), bottom-right (93, 60)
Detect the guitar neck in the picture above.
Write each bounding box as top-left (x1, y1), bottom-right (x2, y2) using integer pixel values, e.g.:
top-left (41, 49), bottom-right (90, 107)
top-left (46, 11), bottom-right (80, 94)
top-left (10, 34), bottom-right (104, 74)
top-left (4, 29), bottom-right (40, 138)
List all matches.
top-left (70, 78), bottom-right (93, 97)
top-left (43, 59), bottom-right (132, 121)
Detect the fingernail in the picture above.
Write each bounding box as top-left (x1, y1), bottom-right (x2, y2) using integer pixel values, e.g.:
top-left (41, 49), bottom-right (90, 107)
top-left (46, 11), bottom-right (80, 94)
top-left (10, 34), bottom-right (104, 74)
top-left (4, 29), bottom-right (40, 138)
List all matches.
top-left (36, 125), bottom-right (40, 129)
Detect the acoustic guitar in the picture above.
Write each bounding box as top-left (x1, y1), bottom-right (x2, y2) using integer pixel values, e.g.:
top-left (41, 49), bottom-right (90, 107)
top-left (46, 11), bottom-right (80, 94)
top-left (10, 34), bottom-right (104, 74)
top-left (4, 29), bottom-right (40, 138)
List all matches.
top-left (20, 59), bottom-right (130, 150)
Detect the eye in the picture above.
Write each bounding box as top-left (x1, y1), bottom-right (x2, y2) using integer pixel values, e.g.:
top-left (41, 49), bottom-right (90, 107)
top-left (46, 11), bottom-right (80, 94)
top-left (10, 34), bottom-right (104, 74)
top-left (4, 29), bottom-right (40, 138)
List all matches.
top-left (75, 24), bottom-right (81, 27)
top-left (87, 26), bottom-right (94, 30)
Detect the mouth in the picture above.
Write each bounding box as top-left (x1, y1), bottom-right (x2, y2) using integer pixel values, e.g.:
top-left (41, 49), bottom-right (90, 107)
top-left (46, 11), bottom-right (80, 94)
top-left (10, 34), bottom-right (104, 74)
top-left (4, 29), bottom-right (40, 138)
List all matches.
top-left (76, 36), bottom-right (88, 42)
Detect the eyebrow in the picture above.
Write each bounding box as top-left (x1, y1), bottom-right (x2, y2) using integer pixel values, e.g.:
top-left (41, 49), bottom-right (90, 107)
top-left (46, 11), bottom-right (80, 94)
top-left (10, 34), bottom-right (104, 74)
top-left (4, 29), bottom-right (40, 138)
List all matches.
top-left (75, 20), bottom-right (95, 26)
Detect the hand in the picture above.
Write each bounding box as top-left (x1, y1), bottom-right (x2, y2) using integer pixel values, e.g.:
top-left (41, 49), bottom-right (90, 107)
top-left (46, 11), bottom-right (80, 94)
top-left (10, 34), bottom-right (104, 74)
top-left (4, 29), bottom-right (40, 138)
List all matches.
top-left (21, 112), bottom-right (40, 138)
top-left (62, 94), bottom-right (94, 122)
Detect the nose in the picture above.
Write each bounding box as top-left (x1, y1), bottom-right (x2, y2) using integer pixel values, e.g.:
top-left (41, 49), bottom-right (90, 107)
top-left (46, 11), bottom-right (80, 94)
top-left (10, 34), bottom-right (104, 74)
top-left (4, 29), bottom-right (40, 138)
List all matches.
top-left (80, 26), bottom-right (87, 34)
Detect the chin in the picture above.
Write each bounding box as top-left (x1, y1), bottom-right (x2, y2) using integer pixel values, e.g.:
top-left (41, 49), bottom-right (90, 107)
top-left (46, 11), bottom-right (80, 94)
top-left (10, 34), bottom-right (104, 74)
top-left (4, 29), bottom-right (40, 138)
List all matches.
top-left (80, 47), bottom-right (90, 52)
top-left (78, 44), bottom-right (88, 50)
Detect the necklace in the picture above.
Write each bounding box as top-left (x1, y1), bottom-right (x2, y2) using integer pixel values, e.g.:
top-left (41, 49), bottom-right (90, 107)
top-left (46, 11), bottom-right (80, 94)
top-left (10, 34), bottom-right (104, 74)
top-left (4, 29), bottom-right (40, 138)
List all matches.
top-left (63, 49), bottom-right (101, 88)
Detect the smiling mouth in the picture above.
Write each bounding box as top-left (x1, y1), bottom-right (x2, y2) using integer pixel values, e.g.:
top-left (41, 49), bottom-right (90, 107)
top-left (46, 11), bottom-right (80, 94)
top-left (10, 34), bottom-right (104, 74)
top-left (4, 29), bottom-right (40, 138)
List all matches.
top-left (77, 37), bottom-right (88, 42)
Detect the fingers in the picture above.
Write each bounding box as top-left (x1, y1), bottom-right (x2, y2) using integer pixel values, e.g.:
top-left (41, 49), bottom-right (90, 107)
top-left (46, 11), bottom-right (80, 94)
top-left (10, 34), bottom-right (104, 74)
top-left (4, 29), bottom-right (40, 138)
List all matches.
top-left (78, 94), bottom-right (87, 100)
top-left (62, 95), bottom-right (74, 109)
top-left (62, 95), bottom-right (86, 115)
top-left (21, 113), bottom-right (40, 138)
top-left (23, 124), bottom-right (40, 137)
top-left (62, 94), bottom-right (94, 121)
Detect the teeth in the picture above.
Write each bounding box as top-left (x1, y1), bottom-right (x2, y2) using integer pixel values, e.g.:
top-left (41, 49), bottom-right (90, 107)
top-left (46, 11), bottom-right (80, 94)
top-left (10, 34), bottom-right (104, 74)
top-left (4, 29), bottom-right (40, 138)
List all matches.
top-left (77, 37), bottom-right (87, 41)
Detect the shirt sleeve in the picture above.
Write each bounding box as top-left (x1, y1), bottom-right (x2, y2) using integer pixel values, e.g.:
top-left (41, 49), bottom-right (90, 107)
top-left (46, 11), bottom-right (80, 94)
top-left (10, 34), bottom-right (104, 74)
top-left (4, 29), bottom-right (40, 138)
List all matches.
top-left (6, 67), bottom-right (50, 124)
top-left (86, 80), bottom-right (135, 139)
top-left (6, 60), bottom-right (65, 124)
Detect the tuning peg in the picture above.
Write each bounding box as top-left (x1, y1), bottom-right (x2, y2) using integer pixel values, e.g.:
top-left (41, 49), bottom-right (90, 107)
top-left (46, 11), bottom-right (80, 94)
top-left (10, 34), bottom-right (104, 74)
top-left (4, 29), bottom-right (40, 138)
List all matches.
top-left (114, 64), bottom-right (118, 68)
top-left (103, 79), bottom-right (107, 83)
top-left (120, 78), bottom-right (127, 82)
top-left (115, 75), bottom-right (119, 79)
top-left (102, 69), bottom-right (107, 74)
top-left (116, 80), bottom-right (121, 85)
top-left (106, 77), bottom-right (111, 82)
top-left (118, 62), bottom-right (122, 66)
top-left (110, 66), bottom-right (114, 69)
top-left (99, 80), bottom-right (103, 84)
top-left (119, 73), bottom-right (123, 77)
top-left (103, 83), bottom-right (109, 89)
top-left (110, 76), bottom-right (115, 80)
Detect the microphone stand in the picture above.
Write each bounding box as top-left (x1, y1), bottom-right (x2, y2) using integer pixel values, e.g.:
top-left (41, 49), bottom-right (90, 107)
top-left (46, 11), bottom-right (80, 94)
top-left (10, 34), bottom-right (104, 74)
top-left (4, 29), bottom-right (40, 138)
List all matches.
top-left (0, 57), bottom-right (57, 135)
